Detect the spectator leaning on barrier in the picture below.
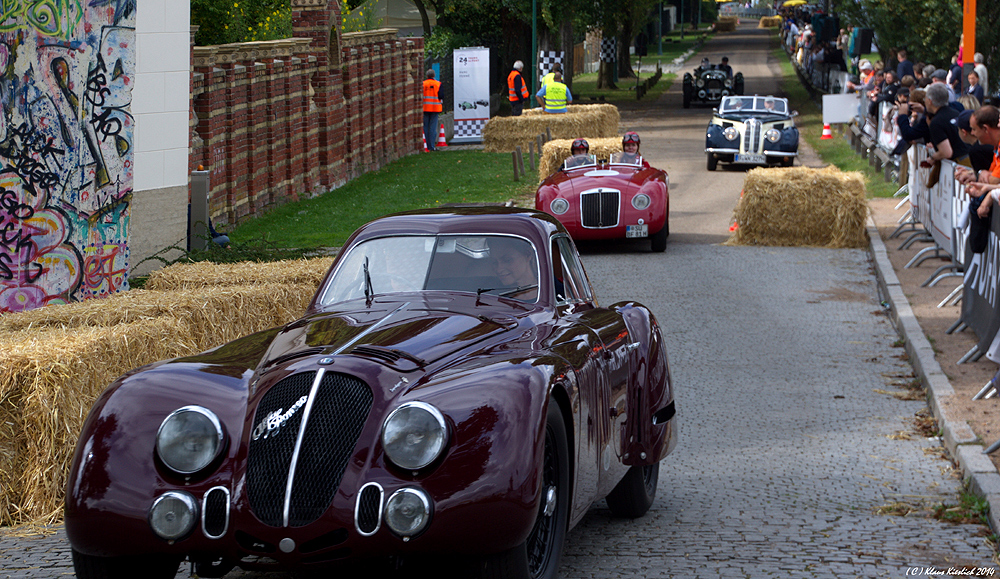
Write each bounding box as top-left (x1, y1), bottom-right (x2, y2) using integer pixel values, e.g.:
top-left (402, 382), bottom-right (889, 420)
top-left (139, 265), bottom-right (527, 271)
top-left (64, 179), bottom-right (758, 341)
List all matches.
top-left (961, 106), bottom-right (1000, 188)
top-left (957, 109), bottom-right (995, 176)
top-left (893, 87), bottom-right (930, 156)
top-left (846, 59), bottom-right (875, 93)
top-left (923, 83), bottom-right (970, 164)
top-left (536, 71), bottom-right (572, 113)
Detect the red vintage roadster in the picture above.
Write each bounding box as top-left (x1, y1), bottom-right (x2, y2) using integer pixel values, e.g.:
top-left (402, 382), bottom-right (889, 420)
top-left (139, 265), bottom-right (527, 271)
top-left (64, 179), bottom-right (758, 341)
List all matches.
top-left (535, 153), bottom-right (669, 252)
top-left (65, 207), bottom-right (677, 579)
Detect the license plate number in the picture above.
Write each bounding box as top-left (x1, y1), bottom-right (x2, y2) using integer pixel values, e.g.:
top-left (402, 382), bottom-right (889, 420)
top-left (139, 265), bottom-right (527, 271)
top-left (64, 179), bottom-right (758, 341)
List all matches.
top-left (735, 153), bottom-right (766, 164)
top-left (626, 224), bottom-right (648, 238)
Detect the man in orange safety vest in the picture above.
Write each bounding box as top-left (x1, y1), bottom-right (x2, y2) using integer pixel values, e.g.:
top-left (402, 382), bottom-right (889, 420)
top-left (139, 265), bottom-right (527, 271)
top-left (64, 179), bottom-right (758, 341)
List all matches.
top-left (423, 69), bottom-right (442, 151)
top-left (508, 60), bottom-right (529, 116)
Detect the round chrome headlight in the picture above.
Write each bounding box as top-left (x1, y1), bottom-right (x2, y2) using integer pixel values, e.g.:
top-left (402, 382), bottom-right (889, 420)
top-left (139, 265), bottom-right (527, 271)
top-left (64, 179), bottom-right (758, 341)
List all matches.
top-left (723, 127), bottom-right (739, 141)
top-left (549, 198), bottom-right (570, 215)
top-left (382, 402), bottom-right (448, 470)
top-left (385, 488), bottom-right (431, 537)
top-left (156, 406), bottom-right (224, 475)
top-left (149, 491), bottom-right (197, 540)
top-left (765, 129), bottom-right (781, 143)
top-left (631, 194), bottom-right (651, 210)
top-left (696, 78), bottom-right (705, 88)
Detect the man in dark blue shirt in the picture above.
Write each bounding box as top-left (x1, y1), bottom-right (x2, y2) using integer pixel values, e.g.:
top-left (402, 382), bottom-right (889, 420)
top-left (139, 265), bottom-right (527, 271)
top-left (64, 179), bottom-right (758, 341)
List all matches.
top-left (896, 48), bottom-right (914, 82)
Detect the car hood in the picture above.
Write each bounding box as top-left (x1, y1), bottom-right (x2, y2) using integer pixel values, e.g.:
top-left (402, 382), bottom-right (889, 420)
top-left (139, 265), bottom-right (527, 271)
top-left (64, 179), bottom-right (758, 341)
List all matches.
top-left (258, 297), bottom-right (522, 374)
top-left (541, 165), bottom-right (649, 195)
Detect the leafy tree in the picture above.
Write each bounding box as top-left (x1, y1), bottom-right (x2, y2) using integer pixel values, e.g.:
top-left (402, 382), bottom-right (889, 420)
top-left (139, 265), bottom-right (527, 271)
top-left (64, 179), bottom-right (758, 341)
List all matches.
top-left (834, 0), bottom-right (962, 70)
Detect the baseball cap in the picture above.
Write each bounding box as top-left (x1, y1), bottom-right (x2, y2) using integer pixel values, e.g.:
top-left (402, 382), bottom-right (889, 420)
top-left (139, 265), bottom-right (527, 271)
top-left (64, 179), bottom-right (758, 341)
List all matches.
top-left (859, 59), bottom-right (872, 71)
top-left (957, 109), bottom-right (974, 132)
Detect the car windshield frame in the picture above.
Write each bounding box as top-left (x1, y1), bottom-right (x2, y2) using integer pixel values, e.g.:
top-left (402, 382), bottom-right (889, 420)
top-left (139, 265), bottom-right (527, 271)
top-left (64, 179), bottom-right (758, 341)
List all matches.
top-left (719, 96), bottom-right (787, 115)
top-left (318, 233), bottom-right (544, 306)
top-left (608, 152), bottom-right (645, 167)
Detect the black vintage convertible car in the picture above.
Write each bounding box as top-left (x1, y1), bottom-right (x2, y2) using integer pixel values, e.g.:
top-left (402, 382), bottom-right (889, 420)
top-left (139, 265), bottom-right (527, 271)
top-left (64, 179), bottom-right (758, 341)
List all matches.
top-left (65, 207), bottom-right (678, 579)
top-left (704, 95), bottom-right (799, 171)
top-left (683, 63), bottom-right (744, 108)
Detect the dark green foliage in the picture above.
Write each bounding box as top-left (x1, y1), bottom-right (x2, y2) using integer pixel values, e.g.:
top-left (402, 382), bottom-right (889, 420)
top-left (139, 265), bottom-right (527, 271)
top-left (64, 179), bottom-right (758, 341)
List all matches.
top-left (192, 0), bottom-right (293, 46)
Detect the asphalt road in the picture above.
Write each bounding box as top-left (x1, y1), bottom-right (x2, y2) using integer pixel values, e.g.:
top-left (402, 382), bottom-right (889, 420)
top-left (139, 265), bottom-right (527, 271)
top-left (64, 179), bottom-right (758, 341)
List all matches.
top-left (3, 23), bottom-right (998, 579)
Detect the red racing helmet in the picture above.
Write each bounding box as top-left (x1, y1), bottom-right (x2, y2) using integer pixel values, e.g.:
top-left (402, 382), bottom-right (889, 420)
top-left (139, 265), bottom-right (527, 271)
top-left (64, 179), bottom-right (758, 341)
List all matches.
top-left (622, 131), bottom-right (640, 146)
top-left (571, 138), bottom-right (590, 154)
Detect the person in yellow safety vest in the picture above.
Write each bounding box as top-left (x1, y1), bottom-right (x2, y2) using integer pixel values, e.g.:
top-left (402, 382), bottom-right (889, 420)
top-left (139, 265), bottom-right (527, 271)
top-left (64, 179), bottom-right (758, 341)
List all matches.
top-left (540, 63), bottom-right (562, 89)
top-left (422, 69), bottom-right (442, 151)
top-left (508, 60), bottom-right (529, 116)
top-left (535, 71), bottom-right (572, 113)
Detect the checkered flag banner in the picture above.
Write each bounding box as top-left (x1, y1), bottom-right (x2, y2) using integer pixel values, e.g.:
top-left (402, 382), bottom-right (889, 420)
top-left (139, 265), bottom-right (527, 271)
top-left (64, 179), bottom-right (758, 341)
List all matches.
top-left (538, 51), bottom-right (564, 79)
top-left (600, 38), bottom-right (616, 62)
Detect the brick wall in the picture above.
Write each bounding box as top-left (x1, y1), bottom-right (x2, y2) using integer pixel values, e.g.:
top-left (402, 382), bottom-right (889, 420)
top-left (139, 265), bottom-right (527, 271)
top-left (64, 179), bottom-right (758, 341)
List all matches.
top-left (190, 0), bottom-right (425, 228)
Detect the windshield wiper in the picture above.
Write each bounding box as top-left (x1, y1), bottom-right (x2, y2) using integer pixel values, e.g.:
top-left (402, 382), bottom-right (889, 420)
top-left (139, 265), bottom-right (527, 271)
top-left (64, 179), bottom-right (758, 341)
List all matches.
top-left (363, 257), bottom-right (374, 306)
top-left (477, 284), bottom-right (538, 298)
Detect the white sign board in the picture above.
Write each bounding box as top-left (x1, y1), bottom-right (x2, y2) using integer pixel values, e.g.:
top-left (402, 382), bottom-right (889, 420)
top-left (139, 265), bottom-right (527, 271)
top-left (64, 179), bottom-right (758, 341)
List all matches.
top-left (453, 47), bottom-right (490, 144)
top-left (822, 93), bottom-right (861, 124)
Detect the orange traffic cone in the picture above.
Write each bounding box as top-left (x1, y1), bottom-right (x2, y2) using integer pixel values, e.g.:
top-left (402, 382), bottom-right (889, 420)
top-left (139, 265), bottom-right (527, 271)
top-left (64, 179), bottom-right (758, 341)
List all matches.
top-left (423, 132), bottom-right (429, 152)
top-left (437, 123), bottom-right (448, 148)
top-left (729, 222), bottom-right (739, 232)
top-left (821, 123), bottom-right (833, 139)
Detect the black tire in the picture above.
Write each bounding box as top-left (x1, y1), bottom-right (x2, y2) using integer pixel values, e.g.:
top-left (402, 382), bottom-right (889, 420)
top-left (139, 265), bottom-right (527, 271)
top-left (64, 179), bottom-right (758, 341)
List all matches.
top-left (682, 87), bottom-right (691, 109)
top-left (707, 154), bottom-right (718, 171)
top-left (651, 222), bottom-right (668, 252)
top-left (478, 403), bottom-right (569, 579)
top-left (783, 156), bottom-right (795, 167)
top-left (605, 463), bottom-right (659, 519)
top-left (72, 549), bottom-right (180, 579)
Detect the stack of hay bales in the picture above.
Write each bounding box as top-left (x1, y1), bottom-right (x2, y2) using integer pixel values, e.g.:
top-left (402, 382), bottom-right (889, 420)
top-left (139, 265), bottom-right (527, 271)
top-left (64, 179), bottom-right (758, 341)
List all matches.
top-left (758, 16), bottom-right (782, 28)
top-left (538, 138), bottom-right (623, 181)
top-left (727, 166), bottom-right (869, 248)
top-left (0, 256), bottom-right (334, 528)
top-left (715, 16), bottom-right (739, 32)
top-left (483, 104), bottom-right (620, 153)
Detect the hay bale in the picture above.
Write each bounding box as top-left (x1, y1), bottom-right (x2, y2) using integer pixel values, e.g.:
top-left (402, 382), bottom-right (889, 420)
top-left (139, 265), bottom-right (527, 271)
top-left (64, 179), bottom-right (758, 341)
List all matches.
top-left (726, 166), bottom-right (870, 248)
top-left (0, 282), bottom-right (316, 527)
top-left (758, 16), bottom-right (782, 28)
top-left (483, 104), bottom-right (620, 153)
top-left (144, 256), bottom-right (334, 291)
top-left (538, 138), bottom-right (624, 181)
top-left (715, 16), bottom-right (739, 32)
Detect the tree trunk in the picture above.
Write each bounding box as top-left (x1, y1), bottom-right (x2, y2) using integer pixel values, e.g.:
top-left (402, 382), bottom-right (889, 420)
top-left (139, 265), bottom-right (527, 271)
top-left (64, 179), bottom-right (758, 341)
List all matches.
top-left (560, 19), bottom-right (574, 90)
top-left (597, 60), bottom-right (617, 90)
top-left (617, 24), bottom-right (636, 80)
top-left (412, 0), bottom-right (432, 39)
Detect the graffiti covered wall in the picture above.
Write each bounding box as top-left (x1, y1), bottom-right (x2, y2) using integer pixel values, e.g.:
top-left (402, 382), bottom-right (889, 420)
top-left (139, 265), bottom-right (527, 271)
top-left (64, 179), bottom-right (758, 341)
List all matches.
top-left (0, 0), bottom-right (135, 312)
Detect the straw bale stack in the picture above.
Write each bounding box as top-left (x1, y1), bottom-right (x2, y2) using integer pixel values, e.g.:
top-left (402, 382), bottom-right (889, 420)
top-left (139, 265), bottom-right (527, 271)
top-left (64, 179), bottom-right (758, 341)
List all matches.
top-left (715, 16), bottom-right (739, 32)
top-left (145, 256), bottom-right (334, 291)
top-left (758, 16), bottom-right (782, 28)
top-left (482, 104), bottom-right (620, 153)
top-left (537, 138), bottom-right (624, 182)
top-left (726, 166), bottom-right (869, 248)
top-left (0, 282), bottom-right (316, 526)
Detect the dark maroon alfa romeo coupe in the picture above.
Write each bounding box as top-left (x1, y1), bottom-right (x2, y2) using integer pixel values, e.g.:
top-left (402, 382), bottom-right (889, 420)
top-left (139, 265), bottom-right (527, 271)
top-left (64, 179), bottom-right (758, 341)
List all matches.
top-left (65, 207), bottom-right (678, 579)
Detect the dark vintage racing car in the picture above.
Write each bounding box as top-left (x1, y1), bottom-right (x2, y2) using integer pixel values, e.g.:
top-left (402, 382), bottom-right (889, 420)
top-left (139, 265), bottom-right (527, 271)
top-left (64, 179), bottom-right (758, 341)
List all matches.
top-left (65, 207), bottom-right (678, 579)
top-left (683, 64), bottom-right (744, 108)
top-left (535, 153), bottom-right (669, 252)
top-left (705, 95), bottom-right (799, 171)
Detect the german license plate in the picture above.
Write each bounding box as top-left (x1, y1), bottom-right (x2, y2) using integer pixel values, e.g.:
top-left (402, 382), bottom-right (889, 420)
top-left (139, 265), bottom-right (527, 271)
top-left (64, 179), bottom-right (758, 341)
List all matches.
top-left (735, 153), bottom-right (766, 164)
top-left (626, 224), bottom-right (648, 238)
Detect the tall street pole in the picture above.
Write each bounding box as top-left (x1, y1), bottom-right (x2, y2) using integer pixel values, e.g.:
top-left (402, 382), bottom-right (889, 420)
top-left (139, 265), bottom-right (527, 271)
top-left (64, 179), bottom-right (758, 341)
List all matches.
top-left (531, 0), bottom-right (538, 103)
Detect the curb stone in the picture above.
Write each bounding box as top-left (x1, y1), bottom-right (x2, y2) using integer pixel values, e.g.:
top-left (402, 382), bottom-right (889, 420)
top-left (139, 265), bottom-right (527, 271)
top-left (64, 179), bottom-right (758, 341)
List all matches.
top-left (868, 216), bottom-right (1000, 533)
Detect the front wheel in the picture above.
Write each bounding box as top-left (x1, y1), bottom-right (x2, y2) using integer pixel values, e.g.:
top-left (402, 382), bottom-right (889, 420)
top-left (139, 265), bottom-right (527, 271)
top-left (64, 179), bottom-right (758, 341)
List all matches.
top-left (477, 402), bottom-right (569, 579)
top-left (651, 223), bottom-right (668, 252)
top-left (605, 463), bottom-right (659, 518)
top-left (73, 549), bottom-right (180, 579)
top-left (707, 154), bottom-right (718, 171)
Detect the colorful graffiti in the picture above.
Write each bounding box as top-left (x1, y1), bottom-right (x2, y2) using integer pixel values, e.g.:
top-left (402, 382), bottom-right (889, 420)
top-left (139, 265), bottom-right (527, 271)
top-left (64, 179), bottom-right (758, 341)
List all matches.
top-left (0, 0), bottom-right (134, 312)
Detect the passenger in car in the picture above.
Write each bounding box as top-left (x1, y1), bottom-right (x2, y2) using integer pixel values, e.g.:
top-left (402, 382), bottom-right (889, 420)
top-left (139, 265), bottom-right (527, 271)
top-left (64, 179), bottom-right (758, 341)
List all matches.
top-left (619, 131), bottom-right (651, 168)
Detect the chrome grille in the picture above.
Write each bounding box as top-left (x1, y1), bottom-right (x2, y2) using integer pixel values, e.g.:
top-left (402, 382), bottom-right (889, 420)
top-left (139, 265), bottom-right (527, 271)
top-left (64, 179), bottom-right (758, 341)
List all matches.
top-left (247, 371), bottom-right (373, 528)
top-left (743, 119), bottom-right (762, 154)
top-left (203, 487), bottom-right (229, 539)
top-left (355, 483), bottom-right (383, 536)
top-left (580, 190), bottom-right (620, 228)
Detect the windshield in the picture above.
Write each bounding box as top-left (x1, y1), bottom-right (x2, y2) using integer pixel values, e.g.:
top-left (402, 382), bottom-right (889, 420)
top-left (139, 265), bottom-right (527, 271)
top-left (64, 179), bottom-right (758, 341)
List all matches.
top-left (720, 96), bottom-right (787, 115)
top-left (563, 154), bottom-right (596, 169)
top-left (609, 151), bottom-right (644, 166)
top-left (320, 235), bottom-right (540, 305)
